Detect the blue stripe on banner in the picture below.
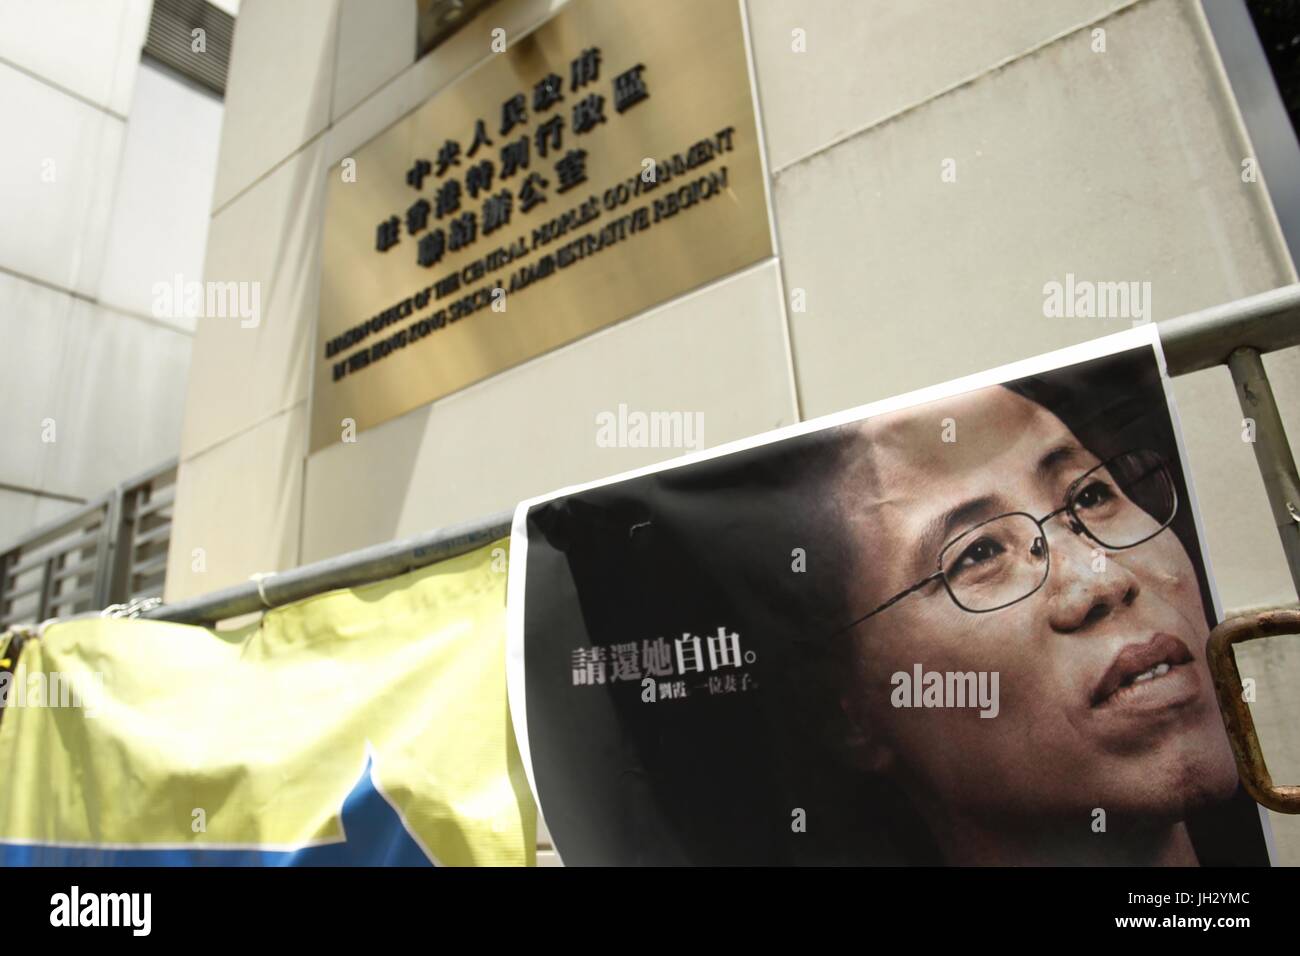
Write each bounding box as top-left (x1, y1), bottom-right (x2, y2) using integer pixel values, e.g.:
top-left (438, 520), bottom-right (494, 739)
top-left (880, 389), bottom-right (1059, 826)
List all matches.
top-left (0, 755), bottom-right (436, 867)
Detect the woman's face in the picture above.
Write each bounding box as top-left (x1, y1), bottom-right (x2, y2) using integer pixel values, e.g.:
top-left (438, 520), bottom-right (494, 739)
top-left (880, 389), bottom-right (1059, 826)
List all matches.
top-left (839, 387), bottom-right (1238, 831)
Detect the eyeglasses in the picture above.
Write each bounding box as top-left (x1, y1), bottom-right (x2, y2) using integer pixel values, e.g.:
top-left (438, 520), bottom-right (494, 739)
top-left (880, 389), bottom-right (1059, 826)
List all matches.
top-left (844, 449), bottom-right (1178, 627)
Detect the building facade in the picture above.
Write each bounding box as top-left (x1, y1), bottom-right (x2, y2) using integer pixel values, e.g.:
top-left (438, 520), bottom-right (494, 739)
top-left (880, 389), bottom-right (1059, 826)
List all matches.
top-left (160, 0), bottom-right (1300, 859)
top-left (0, 0), bottom-right (226, 546)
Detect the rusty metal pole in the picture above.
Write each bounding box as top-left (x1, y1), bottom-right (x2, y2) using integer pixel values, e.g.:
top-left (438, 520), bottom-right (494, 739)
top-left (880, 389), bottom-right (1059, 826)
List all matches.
top-left (1207, 609), bottom-right (1300, 814)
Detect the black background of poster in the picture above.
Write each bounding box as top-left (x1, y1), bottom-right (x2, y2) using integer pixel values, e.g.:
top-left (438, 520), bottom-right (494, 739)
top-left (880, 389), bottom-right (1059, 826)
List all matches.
top-left (521, 345), bottom-right (1272, 866)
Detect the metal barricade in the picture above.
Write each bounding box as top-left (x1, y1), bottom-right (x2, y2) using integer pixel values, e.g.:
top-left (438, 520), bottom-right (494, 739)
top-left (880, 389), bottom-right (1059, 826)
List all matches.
top-left (0, 459), bottom-right (177, 629)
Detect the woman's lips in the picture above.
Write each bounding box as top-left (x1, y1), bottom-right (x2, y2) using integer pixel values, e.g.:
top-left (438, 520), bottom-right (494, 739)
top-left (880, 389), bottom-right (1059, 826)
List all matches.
top-left (1090, 632), bottom-right (1196, 709)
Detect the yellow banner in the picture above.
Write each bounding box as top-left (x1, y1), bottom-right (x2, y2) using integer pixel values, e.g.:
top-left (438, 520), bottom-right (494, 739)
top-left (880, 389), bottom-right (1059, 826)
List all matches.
top-left (0, 539), bottom-right (534, 866)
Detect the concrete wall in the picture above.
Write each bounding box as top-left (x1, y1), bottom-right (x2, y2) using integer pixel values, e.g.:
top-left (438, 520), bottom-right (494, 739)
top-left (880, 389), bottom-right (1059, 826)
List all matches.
top-left (0, 0), bottom-right (222, 546)
top-left (167, 0), bottom-right (1300, 862)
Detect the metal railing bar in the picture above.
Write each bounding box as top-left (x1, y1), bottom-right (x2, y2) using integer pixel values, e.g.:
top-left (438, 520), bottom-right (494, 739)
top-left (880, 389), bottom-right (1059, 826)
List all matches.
top-left (8, 531), bottom-right (105, 578)
top-left (1159, 283), bottom-right (1300, 376)
top-left (131, 553), bottom-right (169, 578)
top-left (0, 497), bottom-right (111, 558)
top-left (51, 560), bottom-right (100, 586)
top-left (143, 509), bottom-right (515, 625)
top-left (133, 491), bottom-right (175, 521)
top-left (48, 584), bottom-right (93, 611)
top-left (131, 524), bottom-right (173, 548)
top-left (2, 581), bottom-right (43, 603)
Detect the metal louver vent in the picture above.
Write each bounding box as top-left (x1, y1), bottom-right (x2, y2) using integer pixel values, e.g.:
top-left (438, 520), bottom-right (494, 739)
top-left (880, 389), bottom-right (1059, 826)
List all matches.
top-left (142, 0), bottom-right (234, 97)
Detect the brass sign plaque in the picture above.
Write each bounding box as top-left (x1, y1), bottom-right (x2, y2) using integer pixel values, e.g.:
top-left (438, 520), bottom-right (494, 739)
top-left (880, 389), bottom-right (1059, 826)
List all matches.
top-left (312, 0), bottom-right (773, 451)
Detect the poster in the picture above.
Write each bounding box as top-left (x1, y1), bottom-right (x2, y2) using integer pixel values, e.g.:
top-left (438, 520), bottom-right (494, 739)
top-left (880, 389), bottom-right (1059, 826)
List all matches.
top-left (506, 326), bottom-right (1275, 866)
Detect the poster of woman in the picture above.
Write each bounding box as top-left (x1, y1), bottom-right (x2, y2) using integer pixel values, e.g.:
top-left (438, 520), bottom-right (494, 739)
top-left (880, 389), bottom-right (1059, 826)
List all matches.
top-left (506, 326), bottom-right (1275, 866)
